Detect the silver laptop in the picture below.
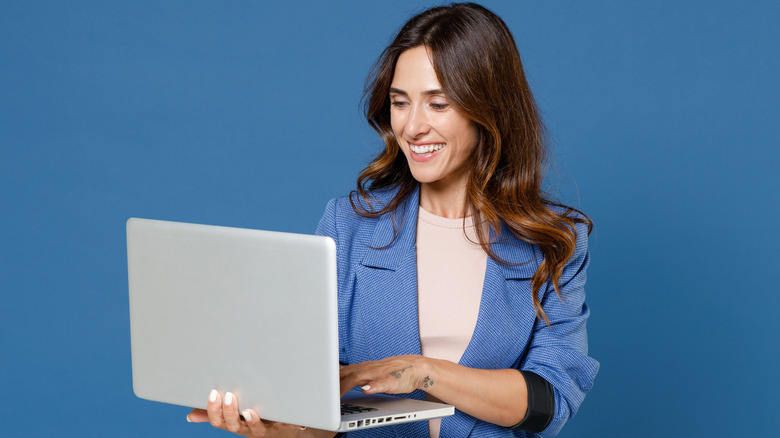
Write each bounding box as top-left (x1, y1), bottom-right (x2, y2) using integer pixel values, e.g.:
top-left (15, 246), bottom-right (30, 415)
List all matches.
top-left (126, 218), bottom-right (454, 432)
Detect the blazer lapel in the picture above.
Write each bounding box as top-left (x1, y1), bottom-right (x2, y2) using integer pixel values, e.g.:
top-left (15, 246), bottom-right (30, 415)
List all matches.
top-left (442, 224), bottom-right (542, 438)
top-left (353, 188), bottom-right (423, 363)
top-left (458, 225), bottom-right (540, 370)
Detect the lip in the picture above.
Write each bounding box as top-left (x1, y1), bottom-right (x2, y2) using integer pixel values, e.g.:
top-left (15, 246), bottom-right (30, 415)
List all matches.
top-left (407, 142), bottom-right (446, 162)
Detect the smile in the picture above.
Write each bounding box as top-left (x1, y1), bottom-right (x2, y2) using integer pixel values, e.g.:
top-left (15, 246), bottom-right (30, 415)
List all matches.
top-left (409, 143), bottom-right (445, 154)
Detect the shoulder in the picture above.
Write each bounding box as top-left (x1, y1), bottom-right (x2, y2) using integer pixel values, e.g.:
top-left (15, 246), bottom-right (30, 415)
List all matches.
top-left (347, 186), bottom-right (399, 213)
top-left (316, 186), bottom-right (402, 250)
top-left (318, 187), bottom-right (399, 229)
top-left (543, 203), bottom-right (591, 287)
top-left (548, 202), bottom-right (591, 253)
top-left (316, 188), bottom-right (406, 282)
top-left (491, 203), bottom-right (590, 278)
top-left (325, 187), bottom-right (398, 222)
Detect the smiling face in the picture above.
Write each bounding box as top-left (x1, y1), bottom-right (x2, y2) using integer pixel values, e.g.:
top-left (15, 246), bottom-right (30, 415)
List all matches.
top-left (389, 46), bottom-right (478, 198)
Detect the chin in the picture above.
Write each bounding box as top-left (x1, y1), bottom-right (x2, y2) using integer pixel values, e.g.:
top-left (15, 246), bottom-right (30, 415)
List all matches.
top-left (408, 171), bottom-right (440, 185)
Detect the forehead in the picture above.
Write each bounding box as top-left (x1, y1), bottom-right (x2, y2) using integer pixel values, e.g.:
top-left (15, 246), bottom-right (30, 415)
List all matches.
top-left (390, 46), bottom-right (442, 92)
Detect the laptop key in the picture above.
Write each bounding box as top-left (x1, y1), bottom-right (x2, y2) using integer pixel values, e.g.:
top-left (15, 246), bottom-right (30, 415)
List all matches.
top-left (341, 403), bottom-right (378, 415)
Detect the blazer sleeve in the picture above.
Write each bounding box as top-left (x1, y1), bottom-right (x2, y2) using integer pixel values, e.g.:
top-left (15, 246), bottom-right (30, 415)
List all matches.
top-left (315, 197), bottom-right (353, 366)
top-left (315, 198), bottom-right (337, 239)
top-left (519, 221), bottom-right (599, 436)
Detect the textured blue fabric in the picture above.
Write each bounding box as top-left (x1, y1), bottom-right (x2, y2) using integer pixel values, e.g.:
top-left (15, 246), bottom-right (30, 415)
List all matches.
top-left (315, 186), bottom-right (598, 438)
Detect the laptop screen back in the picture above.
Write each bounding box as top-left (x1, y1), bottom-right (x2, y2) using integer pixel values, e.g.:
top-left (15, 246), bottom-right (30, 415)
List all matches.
top-left (127, 218), bottom-right (341, 430)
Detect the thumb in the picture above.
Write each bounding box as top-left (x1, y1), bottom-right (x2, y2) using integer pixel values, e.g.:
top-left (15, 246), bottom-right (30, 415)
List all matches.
top-left (186, 408), bottom-right (209, 423)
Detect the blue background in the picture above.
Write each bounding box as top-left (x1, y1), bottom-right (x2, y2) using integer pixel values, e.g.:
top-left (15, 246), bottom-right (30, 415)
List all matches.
top-left (1, 1), bottom-right (778, 436)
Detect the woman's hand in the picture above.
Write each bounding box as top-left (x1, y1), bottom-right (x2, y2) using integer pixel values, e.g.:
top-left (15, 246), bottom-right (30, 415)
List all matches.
top-left (339, 355), bottom-right (434, 397)
top-left (187, 390), bottom-right (334, 438)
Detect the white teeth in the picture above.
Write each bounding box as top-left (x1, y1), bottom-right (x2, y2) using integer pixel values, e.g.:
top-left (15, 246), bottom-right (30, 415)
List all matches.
top-left (410, 143), bottom-right (445, 154)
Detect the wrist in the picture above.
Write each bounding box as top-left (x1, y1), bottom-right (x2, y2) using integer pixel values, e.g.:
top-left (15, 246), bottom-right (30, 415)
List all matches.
top-left (413, 356), bottom-right (438, 392)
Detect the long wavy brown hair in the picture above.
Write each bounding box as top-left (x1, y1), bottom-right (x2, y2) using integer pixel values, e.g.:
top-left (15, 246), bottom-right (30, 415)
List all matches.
top-left (352, 2), bottom-right (592, 324)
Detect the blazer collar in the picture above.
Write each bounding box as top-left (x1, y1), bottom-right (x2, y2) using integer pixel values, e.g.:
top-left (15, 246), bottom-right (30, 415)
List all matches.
top-left (359, 185), bottom-right (541, 278)
top-left (360, 186), bottom-right (420, 271)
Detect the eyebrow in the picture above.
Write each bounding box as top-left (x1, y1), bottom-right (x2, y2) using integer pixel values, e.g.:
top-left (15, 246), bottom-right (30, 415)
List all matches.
top-left (389, 87), bottom-right (445, 96)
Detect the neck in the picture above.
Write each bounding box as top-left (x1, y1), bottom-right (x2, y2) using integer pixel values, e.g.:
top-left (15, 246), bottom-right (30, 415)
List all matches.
top-left (419, 180), bottom-right (468, 218)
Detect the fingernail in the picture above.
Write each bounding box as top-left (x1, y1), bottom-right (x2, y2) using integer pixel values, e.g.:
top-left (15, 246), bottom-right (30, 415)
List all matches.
top-left (186, 414), bottom-right (192, 423)
top-left (209, 389), bottom-right (218, 403)
top-left (362, 385), bottom-right (371, 391)
top-left (300, 426), bottom-right (307, 430)
top-left (225, 392), bottom-right (234, 406)
top-left (242, 410), bottom-right (252, 421)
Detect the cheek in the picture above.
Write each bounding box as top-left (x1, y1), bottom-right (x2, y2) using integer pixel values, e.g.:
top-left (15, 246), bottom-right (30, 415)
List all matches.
top-left (443, 112), bottom-right (477, 147)
top-left (389, 114), bottom-right (409, 157)
top-left (390, 115), bottom-right (404, 138)
top-left (390, 119), bottom-right (404, 143)
top-left (454, 123), bottom-right (478, 154)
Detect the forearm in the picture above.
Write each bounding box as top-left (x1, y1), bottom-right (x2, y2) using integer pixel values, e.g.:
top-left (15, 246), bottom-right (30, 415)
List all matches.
top-left (302, 428), bottom-right (339, 438)
top-left (413, 357), bottom-right (528, 427)
top-left (341, 355), bottom-right (550, 430)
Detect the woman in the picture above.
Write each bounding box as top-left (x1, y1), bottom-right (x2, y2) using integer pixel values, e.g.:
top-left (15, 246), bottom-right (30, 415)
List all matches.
top-left (189, 3), bottom-right (598, 437)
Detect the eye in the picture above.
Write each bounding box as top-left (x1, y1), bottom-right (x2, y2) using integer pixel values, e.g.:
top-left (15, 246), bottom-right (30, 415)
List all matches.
top-left (430, 103), bottom-right (449, 111)
top-left (390, 100), bottom-right (408, 108)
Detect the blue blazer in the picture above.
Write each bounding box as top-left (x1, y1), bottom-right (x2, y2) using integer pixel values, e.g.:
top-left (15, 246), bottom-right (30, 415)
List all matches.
top-left (316, 187), bottom-right (598, 438)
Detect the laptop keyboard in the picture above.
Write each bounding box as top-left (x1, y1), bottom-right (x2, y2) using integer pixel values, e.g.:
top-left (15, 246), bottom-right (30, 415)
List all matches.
top-left (341, 403), bottom-right (378, 416)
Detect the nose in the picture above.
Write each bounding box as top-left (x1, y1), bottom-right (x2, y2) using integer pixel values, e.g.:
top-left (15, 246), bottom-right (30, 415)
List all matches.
top-left (404, 103), bottom-right (430, 138)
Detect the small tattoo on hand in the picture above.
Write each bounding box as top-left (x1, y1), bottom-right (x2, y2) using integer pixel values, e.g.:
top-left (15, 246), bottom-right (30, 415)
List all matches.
top-left (390, 365), bottom-right (413, 379)
top-left (422, 376), bottom-right (434, 388)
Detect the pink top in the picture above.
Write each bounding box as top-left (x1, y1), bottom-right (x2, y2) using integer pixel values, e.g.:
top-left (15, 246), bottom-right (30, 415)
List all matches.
top-left (416, 206), bottom-right (487, 438)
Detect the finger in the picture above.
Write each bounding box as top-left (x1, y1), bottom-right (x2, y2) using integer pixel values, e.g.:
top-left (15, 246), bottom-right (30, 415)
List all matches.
top-left (361, 383), bottom-right (377, 394)
top-left (339, 372), bottom-right (368, 397)
top-left (222, 391), bottom-right (244, 434)
top-left (266, 421), bottom-right (305, 434)
top-left (206, 389), bottom-right (225, 428)
top-left (338, 361), bottom-right (376, 379)
top-left (240, 409), bottom-right (267, 437)
top-left (187, 408), bottom-right (209, 423)
top-left (340, 370), bottom-right (382, 397)
top-left (361, 374), bottom-right (403, 395)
